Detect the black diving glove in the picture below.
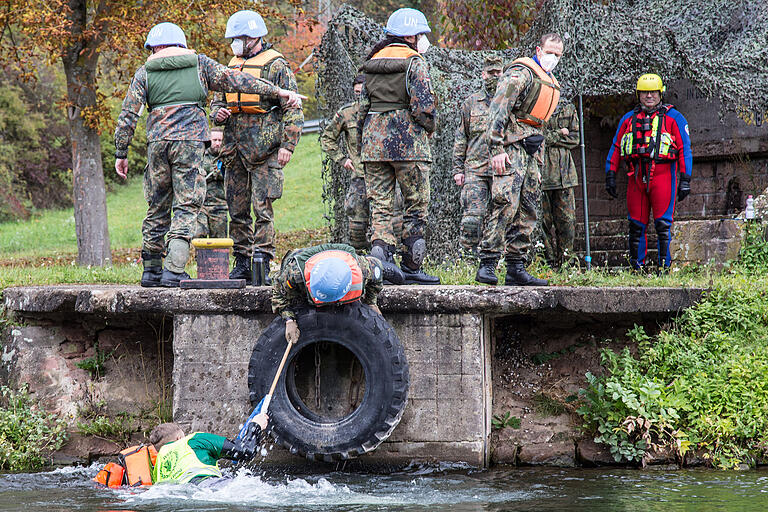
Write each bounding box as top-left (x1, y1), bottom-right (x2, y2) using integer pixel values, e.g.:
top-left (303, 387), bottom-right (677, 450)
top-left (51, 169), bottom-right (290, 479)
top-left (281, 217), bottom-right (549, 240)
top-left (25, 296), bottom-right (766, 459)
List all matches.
top-left (605, 171), bottom-right (618, 199)
top-left (521, 134), bottom-right (545, 156)
top-left (678, 174), bottom-right (691, 201)
top-left (222, 422), bottom-right (263, 462)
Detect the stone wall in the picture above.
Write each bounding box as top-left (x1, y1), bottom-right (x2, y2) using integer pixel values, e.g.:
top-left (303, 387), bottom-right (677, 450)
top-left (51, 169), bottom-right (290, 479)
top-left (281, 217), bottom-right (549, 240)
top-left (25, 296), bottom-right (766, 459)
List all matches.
top-left (3, 285), bottom-right (704, 467)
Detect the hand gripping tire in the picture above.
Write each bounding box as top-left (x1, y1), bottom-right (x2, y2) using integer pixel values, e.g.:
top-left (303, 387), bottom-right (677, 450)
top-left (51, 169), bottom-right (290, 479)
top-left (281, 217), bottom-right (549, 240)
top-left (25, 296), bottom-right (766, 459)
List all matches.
top-left (248, 302), bottom-right (409, 462)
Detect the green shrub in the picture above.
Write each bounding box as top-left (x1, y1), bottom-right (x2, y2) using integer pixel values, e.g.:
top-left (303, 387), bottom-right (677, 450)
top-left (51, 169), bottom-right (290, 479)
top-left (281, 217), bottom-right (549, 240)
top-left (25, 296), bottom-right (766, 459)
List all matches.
top-left (77, 413), bottom-right (137, 445)
top-left (578, 281), bottom-right (768, 468)
top-left (0, 385), bottom-right (68, 471)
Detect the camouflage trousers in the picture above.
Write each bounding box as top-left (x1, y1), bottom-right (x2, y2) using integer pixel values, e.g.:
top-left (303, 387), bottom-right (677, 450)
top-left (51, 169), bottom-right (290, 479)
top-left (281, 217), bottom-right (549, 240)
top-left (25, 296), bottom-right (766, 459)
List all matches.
top-left (142, 140), bottom-right (206, 255)
top-left (225, 151), bottom-right (283, 258)
top-left (459, 174), bottom-right (493, 254)
top-left (364, 161), bottom-right (429, 251)
top-left (344, 177), bottom-right (404, 251)
top-left (196, 174), bottom-right (228, 239)
top-left (541, 186), bottom-right (576, 266)
top-left (479, 144), bottom-right (541, 261)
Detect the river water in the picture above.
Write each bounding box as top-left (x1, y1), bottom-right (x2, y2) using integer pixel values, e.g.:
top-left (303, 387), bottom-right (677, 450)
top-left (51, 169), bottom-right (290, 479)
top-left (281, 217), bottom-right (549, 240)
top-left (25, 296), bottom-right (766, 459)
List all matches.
top-left (2, 463), bottom-right (768, 511)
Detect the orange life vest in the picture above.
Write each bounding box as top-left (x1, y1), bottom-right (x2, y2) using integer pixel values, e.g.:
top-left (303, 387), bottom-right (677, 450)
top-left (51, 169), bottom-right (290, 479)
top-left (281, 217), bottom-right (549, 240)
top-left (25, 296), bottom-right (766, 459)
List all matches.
top-left (93, 462), bottom-right (125, 488)
top-left (303, 250), bottom-right (363, 306)
top-left (508, 57), bottom-right (560, 127)
top-left (93, 444), bottom-right (157, 488)
top-left (225, 49), bottom-right (284, 114)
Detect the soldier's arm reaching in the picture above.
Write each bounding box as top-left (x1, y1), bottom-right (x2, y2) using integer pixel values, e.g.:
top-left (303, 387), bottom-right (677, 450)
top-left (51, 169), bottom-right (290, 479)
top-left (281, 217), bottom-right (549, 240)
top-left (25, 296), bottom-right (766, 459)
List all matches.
top-left (361, 256), bottom-right (384, 307)
top-left (546, 104), bottom-right (580, 149)
top-left (199, 55), bottom-right (301, 108)
top-left (211, 92), bottom-right (229, 125)
top-left (407, 57), bottom-right (436, 133)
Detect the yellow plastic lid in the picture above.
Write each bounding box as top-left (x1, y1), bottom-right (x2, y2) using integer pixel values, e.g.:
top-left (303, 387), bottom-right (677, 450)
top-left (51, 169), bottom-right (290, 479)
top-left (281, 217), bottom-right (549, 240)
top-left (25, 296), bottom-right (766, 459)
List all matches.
top-left (191, 238), bottom-right (234, 249)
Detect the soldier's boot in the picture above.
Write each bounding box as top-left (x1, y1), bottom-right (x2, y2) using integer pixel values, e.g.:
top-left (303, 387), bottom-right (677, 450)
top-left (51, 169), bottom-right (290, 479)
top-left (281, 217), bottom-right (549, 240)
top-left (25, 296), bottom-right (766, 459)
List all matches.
top-left (230, 254), bottom-right (252, 284)
top-left (475, 257), bottom-right (499, 285)
top-left (370, 240), bottom-right (405, 285)
top-left (160, 269), bottom-right (191, 287)
top-left (400, 236), bottom-right (440, 285)
top-left (655, 219), bottom-right (672, 274)
top-left (140, 251), bottom-right (164, 288)
top-left (628, 222), bottom-right (645, 271)
top-left (251, 252), bottom-right (273, 287)
top-left (504, 258), bottom-right (548, 286)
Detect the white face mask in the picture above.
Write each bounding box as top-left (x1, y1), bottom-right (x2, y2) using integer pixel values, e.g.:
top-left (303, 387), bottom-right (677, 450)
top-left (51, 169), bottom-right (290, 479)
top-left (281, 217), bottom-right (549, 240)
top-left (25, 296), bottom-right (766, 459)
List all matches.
top-left (417, 34), bottom-right (430, 54)
top-left (539, 53), bottom-right (559, 72)
top-left (230, 39), bottom-right (244, 57)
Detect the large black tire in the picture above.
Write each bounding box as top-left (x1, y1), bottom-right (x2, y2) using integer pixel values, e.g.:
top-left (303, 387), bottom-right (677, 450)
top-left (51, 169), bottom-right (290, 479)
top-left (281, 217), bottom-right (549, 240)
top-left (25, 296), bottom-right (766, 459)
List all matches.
top-left (248, 302), bottom-right (409, 462)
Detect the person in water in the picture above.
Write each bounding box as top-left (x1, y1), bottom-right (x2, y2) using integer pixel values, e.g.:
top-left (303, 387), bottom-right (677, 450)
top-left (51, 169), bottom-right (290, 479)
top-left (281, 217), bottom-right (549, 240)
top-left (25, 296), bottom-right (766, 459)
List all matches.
top-left (149, 412), bottom-right (268, 484)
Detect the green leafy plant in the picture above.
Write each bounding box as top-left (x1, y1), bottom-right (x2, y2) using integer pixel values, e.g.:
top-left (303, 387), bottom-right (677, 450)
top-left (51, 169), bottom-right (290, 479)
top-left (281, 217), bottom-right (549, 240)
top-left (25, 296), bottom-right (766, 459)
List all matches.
top-left (0, 385), bottom-right (68, 471)
top-left (77, 413), bottom-right (137, 445)
top-left (75, 343), bottom-right (115, 379)
top-left (492, 412), bottom-right (522, 430)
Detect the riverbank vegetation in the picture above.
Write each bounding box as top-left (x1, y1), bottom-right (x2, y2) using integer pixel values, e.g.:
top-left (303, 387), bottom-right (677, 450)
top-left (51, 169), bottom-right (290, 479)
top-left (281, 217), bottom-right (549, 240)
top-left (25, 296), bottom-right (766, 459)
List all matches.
top-left (0, 386), bottom-right (67, 471)
top-left (577, 223), bottom-right (768, 469)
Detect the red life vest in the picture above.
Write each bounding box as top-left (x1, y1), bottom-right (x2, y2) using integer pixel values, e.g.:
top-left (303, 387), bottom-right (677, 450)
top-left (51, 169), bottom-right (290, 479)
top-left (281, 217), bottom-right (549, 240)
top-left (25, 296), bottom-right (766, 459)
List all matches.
top-left (303, 250), bottom-right (363, 306)
top-left (620, 105), bottom-right (679, 162)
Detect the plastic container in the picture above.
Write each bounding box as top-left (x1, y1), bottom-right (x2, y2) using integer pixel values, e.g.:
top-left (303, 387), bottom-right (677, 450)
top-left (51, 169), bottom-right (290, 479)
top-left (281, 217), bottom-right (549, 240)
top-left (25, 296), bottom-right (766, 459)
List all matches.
top-left (746, 195), bottom-right (755, 220)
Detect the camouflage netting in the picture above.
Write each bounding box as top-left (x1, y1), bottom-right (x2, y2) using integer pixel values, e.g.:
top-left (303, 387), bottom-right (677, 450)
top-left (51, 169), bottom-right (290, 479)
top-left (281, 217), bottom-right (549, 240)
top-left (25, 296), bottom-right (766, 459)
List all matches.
top-left (315, 1), bottom-right (768, 261)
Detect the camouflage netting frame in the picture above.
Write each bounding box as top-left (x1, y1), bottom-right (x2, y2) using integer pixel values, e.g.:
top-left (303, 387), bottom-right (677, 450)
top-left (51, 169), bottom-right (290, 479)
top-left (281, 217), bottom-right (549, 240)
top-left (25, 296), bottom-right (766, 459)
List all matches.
top-left (315, 1), bottom-right (768, 262)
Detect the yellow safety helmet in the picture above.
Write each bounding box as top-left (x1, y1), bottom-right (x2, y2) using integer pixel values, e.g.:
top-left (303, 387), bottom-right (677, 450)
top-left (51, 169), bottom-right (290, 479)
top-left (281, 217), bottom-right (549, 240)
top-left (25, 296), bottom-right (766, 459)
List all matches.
top-left (636, 73), bottom-right (665, 94)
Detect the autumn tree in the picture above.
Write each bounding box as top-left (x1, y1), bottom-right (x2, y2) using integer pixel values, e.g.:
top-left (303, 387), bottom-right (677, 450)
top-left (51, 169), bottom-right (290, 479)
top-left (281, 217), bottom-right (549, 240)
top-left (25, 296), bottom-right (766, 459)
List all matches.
top-left (0, 0), bottom-right (299, 266)
top-left (439, 0), bottom-right (542, 49)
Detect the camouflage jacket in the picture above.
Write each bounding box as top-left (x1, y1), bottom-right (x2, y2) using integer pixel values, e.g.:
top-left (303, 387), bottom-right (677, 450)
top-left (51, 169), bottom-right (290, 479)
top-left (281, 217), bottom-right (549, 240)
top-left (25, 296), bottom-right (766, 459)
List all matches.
top-left (542, 102), bottom-right (580, 190)
top-left (357, 48), bottom-right (436, 162)
top-left (211, 43), bottom-right (304, 164)
top-left (271, 243), bottom-right (384, 320)
top-left (452, 89), bottom-right (493, 177)
top-left (487, 59), bottom-right (552, 161)
top-left (203, 148), bottom-right (223, 182)
top-left (320, 102), bottom-right (363, 180)
top-left (114, 47), bottom-right (280, 159)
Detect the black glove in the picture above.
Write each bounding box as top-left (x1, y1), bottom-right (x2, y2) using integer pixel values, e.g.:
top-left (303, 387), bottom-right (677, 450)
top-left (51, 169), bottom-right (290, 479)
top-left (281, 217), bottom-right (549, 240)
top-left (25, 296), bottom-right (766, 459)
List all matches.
top-left (521, 134), bottom-right (544, 156)
top-left (222, 422), bottom-right (263, 462)
top-left (677, 174), bottom-right (691, 202)
top-left (605, 171), bottom-right (618, 199)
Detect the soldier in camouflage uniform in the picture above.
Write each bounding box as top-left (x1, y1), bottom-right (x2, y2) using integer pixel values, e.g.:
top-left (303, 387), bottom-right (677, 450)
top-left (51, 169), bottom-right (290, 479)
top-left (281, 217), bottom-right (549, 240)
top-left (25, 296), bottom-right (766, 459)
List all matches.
top-left (452, 56), bottom-right (504, 257)
top-left (114, 22), bottom-right (301, 288)
top-left (321, 75), bottom-right (404, 252)
top-left (541, 100), bottom-right (580, 267)
top-left (475, 33), bottom-right (565, 286)
top-left (211, 10), bottom-right (304, 286)
top-left (196, 127), bottom-right (228, 238)
top-left (271, 243), bottom-right (385, 344)
top-left (357, 8), bottom-right (439, 285)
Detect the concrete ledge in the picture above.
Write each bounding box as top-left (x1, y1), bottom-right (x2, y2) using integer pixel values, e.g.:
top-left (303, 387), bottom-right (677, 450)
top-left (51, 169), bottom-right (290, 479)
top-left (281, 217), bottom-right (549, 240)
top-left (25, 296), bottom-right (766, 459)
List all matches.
top-left (3, 285), bottom-right (705, 316)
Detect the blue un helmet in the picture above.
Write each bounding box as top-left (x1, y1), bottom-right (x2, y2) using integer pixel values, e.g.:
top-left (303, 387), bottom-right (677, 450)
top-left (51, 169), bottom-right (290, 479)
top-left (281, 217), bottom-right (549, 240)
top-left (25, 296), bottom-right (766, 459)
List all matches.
top-left (385, 8), bottom-right (431, 37)
top-left (309, 257), bottom-right (353, 304)
top-left (225, 10), bottom-right (268, 39)
top-left (144, 22), bottom-right (187, 49)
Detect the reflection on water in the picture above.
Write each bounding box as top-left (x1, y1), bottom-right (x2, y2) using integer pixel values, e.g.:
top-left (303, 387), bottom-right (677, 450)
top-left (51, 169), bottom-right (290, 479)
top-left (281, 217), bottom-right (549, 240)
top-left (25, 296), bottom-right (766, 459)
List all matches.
top-left (1, 463), bottom-right (767, 511)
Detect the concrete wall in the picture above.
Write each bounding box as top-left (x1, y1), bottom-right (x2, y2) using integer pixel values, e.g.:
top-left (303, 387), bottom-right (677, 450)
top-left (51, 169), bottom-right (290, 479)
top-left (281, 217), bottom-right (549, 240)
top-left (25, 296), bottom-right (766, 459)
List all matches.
top-left (3, 285), bottom-right (704, 467)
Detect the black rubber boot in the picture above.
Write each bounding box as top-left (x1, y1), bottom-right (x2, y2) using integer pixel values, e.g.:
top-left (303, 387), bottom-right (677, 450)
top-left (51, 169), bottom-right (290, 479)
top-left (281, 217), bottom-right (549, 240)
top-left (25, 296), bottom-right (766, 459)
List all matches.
top-left (140, 251), bottom-right (163, 288)
top-left (628, 222), bottom-right (645, 271)
top-left (230, 254), bottom-right (252, 284)
top-left (504, 258), bottom-right (548, 286)
top-left (654, 218), bottom-right (672, 272)
top-left (160, 269), bottom-right (191, 287)
top-left (251, 253), bottom-right (273, 287)
top-left (401, 252), bottom-right (440, 285)
top-left (371, 240), bottom-right (405, 285)
top-left (475, 258), bottom-right (499, 285)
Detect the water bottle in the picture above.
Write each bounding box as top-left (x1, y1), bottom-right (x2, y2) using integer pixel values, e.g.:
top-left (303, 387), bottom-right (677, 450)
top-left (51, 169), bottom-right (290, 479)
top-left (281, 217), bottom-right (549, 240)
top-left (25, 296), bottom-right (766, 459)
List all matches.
top-left (746, 195), bottom-right (755, 220)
